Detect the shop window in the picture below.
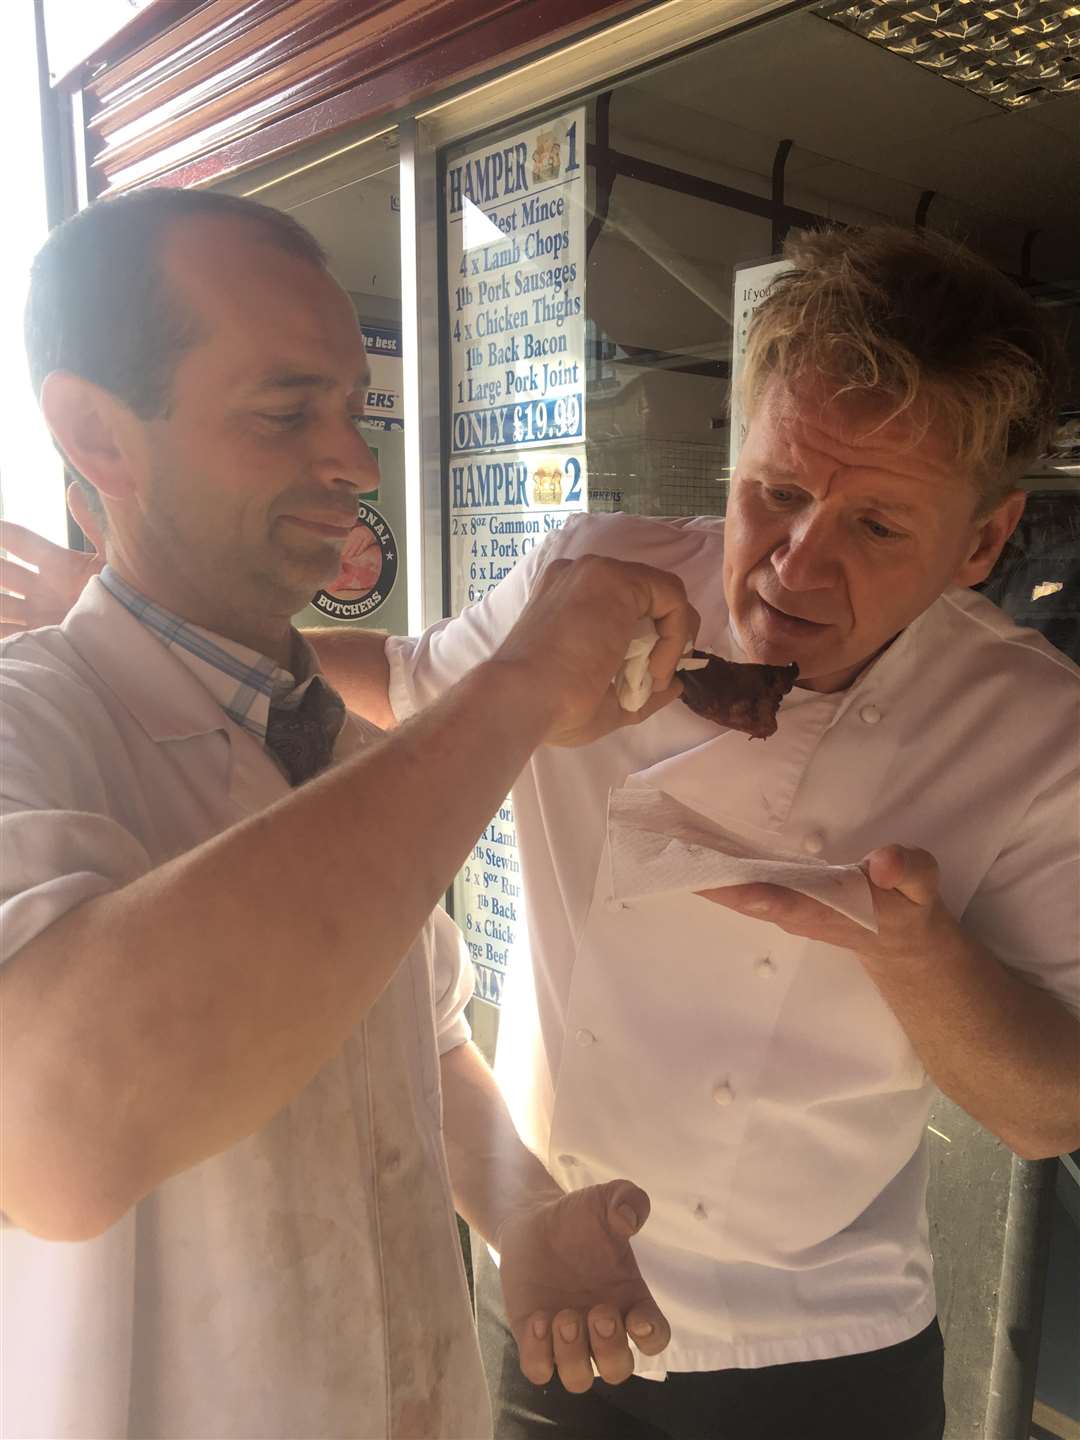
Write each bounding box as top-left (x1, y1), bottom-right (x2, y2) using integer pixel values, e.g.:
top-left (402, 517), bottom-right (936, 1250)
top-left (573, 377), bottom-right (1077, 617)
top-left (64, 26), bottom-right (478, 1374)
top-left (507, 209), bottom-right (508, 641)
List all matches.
top-left (441, 5), bottom-right (1078, 628)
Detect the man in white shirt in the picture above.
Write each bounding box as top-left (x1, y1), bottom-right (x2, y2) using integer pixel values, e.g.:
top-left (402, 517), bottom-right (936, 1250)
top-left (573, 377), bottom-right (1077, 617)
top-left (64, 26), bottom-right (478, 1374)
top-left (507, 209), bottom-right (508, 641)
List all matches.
top-left (325, 226), bottom-right (1080, 1440)
top-left (0, 189), bottom-right (690, 1438)
top-left (7, 224), bottom-right (1078, 1440)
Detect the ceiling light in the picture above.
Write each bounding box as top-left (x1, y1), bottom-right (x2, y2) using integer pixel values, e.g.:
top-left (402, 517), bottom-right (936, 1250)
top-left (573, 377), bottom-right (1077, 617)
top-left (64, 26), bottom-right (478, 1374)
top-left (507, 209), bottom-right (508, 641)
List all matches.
top-left (814, 0), bottom-right (1080, 107)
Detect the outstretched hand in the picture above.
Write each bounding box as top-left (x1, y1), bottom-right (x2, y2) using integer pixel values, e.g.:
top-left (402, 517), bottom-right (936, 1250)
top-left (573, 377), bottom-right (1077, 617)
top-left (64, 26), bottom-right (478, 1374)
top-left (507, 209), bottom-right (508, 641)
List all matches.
top-left (700, 844), bottom-right (956, 974)
top-left (497, 1178), bottom-right (671, 1393)
top-left (0, 518), bottom-right (102, 638)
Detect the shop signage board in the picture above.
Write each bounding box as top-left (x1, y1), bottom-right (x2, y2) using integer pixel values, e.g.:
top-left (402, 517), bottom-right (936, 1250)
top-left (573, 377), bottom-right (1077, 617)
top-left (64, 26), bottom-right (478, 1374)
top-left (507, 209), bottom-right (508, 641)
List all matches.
top-left (448, 447), bottom-right (586, 612)
top-left (446, 108), bottom-right (587, 457)
top-left (449, 442), bottom-right (587, 1005)
top-left (445, 108), bottom-right (588, 1006)
top-left (359, 323), bottom-right (404, 431)
top-left (311, 499), bottom-right (399, 622)
top-left (728, 257), bottom-right (790, 474)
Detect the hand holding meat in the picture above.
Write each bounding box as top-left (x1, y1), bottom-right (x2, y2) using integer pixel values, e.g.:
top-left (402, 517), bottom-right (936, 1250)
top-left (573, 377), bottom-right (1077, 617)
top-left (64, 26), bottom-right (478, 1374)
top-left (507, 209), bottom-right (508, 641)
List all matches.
top-left (497, 1179), bottom-right (671, 1392)
top-left (492, 555), bottom-right (700, 746)
top-left (616, 618), bottom-right (798, 738)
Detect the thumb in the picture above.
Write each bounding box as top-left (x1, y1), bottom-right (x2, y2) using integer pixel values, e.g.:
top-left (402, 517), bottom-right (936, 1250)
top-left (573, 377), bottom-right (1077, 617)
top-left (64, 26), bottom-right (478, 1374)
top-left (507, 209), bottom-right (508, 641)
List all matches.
top-left (602, 1179), bottom-right (651, 1239)
top-left (864, 846), bottom-right (939, 906)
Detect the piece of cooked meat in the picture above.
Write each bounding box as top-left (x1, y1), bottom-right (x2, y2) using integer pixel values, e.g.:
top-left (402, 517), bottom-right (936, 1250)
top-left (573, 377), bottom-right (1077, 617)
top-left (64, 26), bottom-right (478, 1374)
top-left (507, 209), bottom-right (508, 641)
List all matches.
top-left (679, 652), bottom-right (798, 739)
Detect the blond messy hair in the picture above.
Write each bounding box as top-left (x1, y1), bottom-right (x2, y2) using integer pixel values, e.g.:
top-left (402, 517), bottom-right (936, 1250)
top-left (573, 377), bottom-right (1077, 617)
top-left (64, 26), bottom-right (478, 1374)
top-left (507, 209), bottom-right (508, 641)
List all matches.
top-left (740, 225), bottom-right (1063, 510)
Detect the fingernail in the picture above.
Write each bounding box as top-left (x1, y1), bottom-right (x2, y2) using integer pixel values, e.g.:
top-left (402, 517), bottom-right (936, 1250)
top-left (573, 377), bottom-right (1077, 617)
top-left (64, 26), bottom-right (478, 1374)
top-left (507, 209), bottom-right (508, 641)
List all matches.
top-left (744, 900), bottom-right (771, 914)
top-left (558, 1319), bottom-right (579, 1343)
top-left (629, 1320), bottom-right (654, 1338)
top-left (531, 1316), bottom-right (548, 1339)
top-left (593, 1315), bottom-right (616, 1339)
top-left (617, 1203), bottom-right (639, 1232)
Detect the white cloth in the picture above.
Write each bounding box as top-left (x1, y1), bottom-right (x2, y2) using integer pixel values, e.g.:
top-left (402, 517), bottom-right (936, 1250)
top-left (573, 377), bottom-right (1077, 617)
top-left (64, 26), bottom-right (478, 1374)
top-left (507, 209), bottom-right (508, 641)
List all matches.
top-left (0, 578), bottom-right (491, 1440)
top-left (386, 511), bottom-right (1080, 1374)
top-left (607, 787), bottom-right (878, 930)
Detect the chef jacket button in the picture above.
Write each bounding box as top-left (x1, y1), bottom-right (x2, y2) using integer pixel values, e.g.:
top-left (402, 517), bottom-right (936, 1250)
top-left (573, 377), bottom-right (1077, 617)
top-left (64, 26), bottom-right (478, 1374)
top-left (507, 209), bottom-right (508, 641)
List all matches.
top-left (558, 1154), bottom-right (578, 1168)
top-left (712, 1081), bottom-right (735, 1106)
top-left (754, 955), bottom-right (776, 979)
top-left (802, 830), bottom-right (825, 855)
top-left (859, 704), bottom-right (882, 725)
top-left (605, 897), bottom-right (628, 912)
top-left (693, 1201), bottom-right (709, 1221)
top-left (575, 1028), bottom-right (597, 1047)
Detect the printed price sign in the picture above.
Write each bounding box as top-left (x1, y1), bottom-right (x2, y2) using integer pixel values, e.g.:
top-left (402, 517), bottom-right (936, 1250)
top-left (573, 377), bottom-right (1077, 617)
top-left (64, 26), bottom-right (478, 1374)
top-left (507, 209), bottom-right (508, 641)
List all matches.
top-left (445, 110), bottom-right (588, 1009)
top-left (448, 444), bottom-right (587, 1007)
top-left (448, 447), bottom-right (587, 612)
top-left (446, 110), bottom-right (586, 457)
top-left (458, 801), bottom-right (522, 1008)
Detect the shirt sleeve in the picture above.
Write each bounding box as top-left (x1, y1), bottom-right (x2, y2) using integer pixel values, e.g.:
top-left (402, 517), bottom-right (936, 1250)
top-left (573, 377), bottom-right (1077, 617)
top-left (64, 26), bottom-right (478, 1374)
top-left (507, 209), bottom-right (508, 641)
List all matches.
top-left (430, 907), bottom-right (475, 1055)
top-left (961, 760), bottom-right (1080, 1019)
top-left (0, 670), bottom-right (152, 965)
top-left (385, 521), bottom-right (568, 723)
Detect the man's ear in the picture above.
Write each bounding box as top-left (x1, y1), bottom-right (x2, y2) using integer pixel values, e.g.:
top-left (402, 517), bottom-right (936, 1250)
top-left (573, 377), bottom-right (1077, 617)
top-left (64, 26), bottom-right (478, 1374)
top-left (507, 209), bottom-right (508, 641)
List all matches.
top-left (66, 480), bottom-right (107, 554)
top-left (39, 372), bottom-right (142, 503)
top-left (952, 489), bottom-right (1026, 588)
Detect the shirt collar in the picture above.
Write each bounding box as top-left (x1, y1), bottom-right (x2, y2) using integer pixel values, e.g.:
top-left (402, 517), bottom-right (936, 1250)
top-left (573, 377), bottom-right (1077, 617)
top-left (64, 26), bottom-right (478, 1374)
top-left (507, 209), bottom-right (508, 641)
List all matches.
top-left (98, 566), bottom-right (316, 742)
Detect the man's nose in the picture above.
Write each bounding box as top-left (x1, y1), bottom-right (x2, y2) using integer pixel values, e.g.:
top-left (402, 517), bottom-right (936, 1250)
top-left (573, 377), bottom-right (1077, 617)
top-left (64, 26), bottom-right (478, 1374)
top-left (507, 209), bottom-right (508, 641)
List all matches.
top-left (311, 417), bottom-right (381, 494)
top-left (770, 512), bottom-right (837, 591)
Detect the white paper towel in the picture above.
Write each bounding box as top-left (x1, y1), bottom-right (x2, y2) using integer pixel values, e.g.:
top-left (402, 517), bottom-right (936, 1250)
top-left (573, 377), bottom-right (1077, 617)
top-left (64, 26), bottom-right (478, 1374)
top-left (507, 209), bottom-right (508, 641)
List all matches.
top-left (607, 787), bottom-right (878, 932)
top-left (615, 619), bottom-right (708, 712)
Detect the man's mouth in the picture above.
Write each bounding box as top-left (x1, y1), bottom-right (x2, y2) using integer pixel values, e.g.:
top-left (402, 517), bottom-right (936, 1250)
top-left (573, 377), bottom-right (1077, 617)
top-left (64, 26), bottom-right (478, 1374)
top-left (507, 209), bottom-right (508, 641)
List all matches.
top-left (758, 596), bottom-right (831, 630)
top-left (279, 515), bottom-right (356, 539)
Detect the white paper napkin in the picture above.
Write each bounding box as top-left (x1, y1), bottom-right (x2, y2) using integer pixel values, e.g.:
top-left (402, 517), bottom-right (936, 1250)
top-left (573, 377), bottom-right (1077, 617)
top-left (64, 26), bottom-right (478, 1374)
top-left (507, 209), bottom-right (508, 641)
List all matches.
top-left (615, 619), bottom-right (708, 712)
top-left (607, 787), bottom-right (878, 931)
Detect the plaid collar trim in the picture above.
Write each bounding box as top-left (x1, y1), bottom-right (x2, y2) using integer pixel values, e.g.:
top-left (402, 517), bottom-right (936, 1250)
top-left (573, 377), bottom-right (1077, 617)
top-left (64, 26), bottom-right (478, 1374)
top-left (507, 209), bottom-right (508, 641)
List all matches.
top-left (98, 567), bottom-right (309, 742)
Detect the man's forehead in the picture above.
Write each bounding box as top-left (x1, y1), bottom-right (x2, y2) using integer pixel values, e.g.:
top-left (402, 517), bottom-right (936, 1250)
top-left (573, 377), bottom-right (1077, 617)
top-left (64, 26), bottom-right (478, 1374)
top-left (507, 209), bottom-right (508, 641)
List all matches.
top-left (246, 353), bottom-right (372, 395)
top-left (164, 216), bottom-right (346, 319)
top-left (162, 217), bottom-right (366, 383)
top-left (755, 379), bottom-right (955, 475)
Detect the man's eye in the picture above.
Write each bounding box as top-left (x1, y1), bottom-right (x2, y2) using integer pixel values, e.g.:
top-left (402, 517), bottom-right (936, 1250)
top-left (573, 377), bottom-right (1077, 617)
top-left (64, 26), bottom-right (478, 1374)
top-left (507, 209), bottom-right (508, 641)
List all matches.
top-left (765, 487), bottom-right (796, 505)
top-left (258, 411), bottom-right (305, 429)
top-left (863, 518), bottom-right (902, 540)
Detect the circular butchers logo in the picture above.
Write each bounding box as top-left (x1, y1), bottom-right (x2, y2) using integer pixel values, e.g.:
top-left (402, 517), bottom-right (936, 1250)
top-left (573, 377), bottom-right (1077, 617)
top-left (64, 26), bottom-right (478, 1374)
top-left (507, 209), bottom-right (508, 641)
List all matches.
top-left (312, 500), bottom-right (399, 621)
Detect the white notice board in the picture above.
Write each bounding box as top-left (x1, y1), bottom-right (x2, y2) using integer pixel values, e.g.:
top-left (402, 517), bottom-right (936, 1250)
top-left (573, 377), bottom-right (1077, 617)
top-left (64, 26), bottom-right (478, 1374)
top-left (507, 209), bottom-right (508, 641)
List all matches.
top-left (445, 109), bottom-right (589, 1006)
top-left (729, 257), bottom-right (791, 474)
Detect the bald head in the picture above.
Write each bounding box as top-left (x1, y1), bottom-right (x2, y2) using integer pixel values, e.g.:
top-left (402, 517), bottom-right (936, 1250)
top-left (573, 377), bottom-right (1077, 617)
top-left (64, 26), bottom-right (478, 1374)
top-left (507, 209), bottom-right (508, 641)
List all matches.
top-left (25, 188), bottom-right (328, 421)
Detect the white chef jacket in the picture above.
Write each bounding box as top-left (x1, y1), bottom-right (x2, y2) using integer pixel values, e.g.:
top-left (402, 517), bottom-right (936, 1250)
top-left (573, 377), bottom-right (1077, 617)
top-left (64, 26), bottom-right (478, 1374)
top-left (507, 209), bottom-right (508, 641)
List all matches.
top-left (0, 577), bottom-right (492, 1440)
top-left (386, 511), bottom-right (1080, 1375)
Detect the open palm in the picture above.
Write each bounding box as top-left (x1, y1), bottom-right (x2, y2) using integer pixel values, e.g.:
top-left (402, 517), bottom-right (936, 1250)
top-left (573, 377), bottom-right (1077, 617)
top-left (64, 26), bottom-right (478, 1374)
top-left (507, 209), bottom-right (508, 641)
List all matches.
top-left (0, 520), bottom-right (102, 638)
top-left (497, 1178), bottom-right (670, 1392)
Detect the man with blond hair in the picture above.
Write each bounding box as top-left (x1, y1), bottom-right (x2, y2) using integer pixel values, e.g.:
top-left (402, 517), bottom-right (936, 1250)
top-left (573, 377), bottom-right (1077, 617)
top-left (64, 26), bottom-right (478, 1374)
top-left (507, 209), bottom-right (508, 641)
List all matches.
top-left (371, 224), bottom-right (1079, 1440)
top-left (6, 224), bottom-right (1079, 1439)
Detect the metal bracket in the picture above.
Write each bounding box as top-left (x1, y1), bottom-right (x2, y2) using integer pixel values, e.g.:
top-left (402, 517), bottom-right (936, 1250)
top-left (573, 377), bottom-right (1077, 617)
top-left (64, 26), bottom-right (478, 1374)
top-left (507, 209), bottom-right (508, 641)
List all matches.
top-left (772, 138), bottom-right (794, 253)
